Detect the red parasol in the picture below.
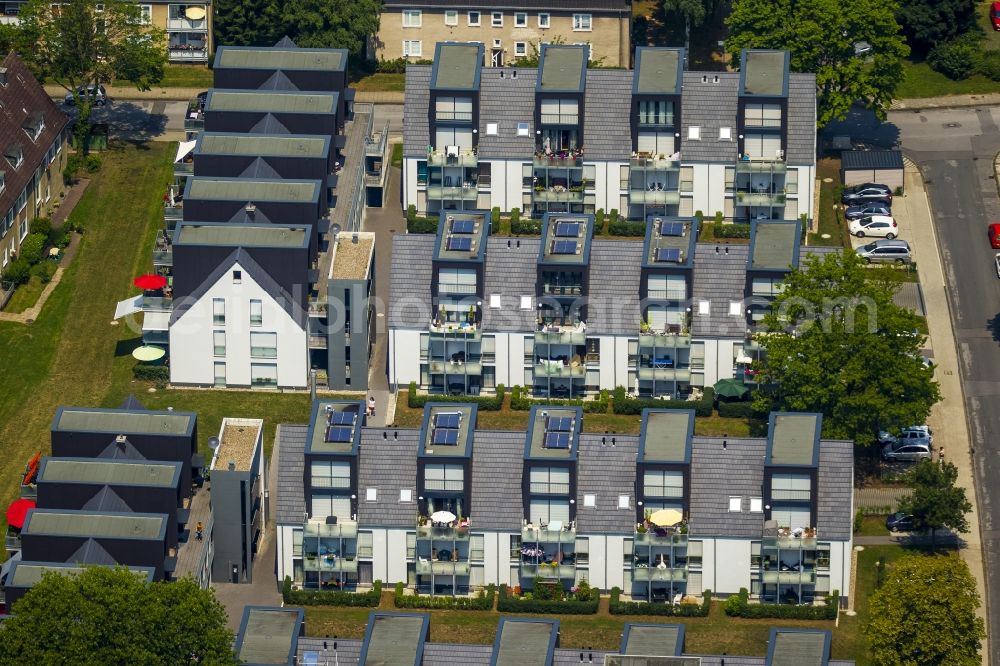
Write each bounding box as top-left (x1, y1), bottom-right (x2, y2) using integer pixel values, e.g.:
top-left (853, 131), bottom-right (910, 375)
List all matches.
top-left (133, 274), bottom-right (167, 290)
top-left (6, 498), bottom-right (35, 529)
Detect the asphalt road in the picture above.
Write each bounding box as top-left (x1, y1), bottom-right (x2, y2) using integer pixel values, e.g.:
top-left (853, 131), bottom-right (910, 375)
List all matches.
top-left (890, 105), bottom-right (1000, 665)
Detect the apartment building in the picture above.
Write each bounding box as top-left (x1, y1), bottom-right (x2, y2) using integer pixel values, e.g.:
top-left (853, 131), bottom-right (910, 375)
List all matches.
top-left (388, 213), bottom-right (829, 399)
top-left (146, 1), bottom-right (213, 63)
top-left (0, 53), bottom-right (69, 277)
top-left (276, 401), bottom-right (853, 606)
top-left (376, 0), bottom-right (631, 67)
top-left (402, 44), bottom-right (815, 223)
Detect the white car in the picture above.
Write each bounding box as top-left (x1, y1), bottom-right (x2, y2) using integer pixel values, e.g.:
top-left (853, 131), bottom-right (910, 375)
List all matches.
top-left (849, 214), bottom-right (898, 239)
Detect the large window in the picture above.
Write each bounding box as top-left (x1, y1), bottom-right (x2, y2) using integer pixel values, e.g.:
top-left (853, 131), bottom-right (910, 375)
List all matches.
top-left (646, 274), bottom-right (687, 300)
top-left (744, 103), bottom-right (782, 128)
top-left (770, 504), bottom-right (811, 529)
top-left (751, 277), bottom-right (784, 297)
top-left (529, 466), bottom-right (570, 494)
top-left (250, 331), bottom-right (277, 358)
top-left (539, 98), bottom-right (579, 125)
top-left (213, 362), bottom-right (225, 385)
top-left (311, 494), bottom-right (352, 520)
top-left (212, 298), bottom-right (225, 325)
top-left (402, 9), bottom-right (421, 26)
top-left (491, 11), bottom-right (502, 26)
top-left (424, 463), bottom-right (464, 491)
top-left (437, 267), bottom-right (477, 295)
top-left (402, 40), bottom-right (422, 57)
top-left (637, 100), bottom-right (674, 126)
top-left (528, 498), bottom-right (570, 524)
top-left (468, 10), bottom-right (480, 25)
top-left (514, 12), bottom-right (526, 26)
top-left (572, 13), bottom-right (592, 30)
top-left (770, 473), bottom-right (811, 501)
top-left (643, 469), bottom-right (684, 498)
top-left (742, 133), bottom-right (782, 160)
top-left (434, 96), bottom-right (473, 122)
top-left (250, 363), bottom-right (278, 387)
top-left (444, 10), bottom-right (457, 24)
top-left (311, 460), bottom-right (352, 489)
top-left (538, 12), bottom-right (550, 27)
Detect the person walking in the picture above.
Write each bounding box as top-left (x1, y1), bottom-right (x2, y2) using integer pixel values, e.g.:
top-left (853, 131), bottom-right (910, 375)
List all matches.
top-left (195, 521), bottom-right (203, 541)
top-left (367, 396), bottom-right (376, 419)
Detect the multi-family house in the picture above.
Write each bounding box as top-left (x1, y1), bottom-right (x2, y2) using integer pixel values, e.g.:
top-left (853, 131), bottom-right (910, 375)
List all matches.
top-left (276, 401), bottom-right (854, 606)
top-left (375, 0), bottom-right (631, 67)
top-left (402, 44), bottom-right (814, 223)
top-left (388, 212), bottom-right (827, 399)
top-left (0, 53), bottom-right (69, 280)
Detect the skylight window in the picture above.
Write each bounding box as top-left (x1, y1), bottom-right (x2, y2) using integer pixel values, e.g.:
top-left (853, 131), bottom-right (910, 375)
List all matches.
top-left (728, 496), bottom-right (742, 512)
top-left (400, 489), bottom-right (412, 502)
top-left (520, 295), bottom-right (532, 310)
top-left (698, 300), bottom-right (710, 315)
top-left (489, 294), bottom-right (501, 308)
top-left (750, 498), bottom-right (763, 513)
top-left (719, 126), bottom-right (732, 141)
top-left (688, 126), bottom-right (701, 140)
top-left (729, 302), bottom-right (742, 316)
top-left (517, 122), bottom-right (529, 136)
top-left (618, 495), bottom-right (630, 509)
top-left (583, 494), bottom-right (596, 507)
top-left (366, 488), bottom-right (377, 501)
top-left (486, 122), bottom-right (498, 135)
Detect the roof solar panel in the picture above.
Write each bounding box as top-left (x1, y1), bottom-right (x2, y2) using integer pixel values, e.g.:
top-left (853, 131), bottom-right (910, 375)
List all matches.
top-left (452, 219), bottom-right (475, 234)
top-left (328, 411), bottom-right (355, 426)
top-left (660, 221), bottom-right (684, 237)
top-left (656, 248), bottom-right (682, 263)
top-left (432, 428), bottom-right (459, 445)
top-left (434, 412), bottom-right (461, 429)
top-left (544, 432), bottom-right (570, 449)
top-left (555, 222), bottom-right (580, 237)
top-left (552, 240), bottom-right (577, 255)
top-left (447, 236), bottom-right (472, 252)
top-left (325, 426), bottom-right (353, 443)
top-left (546, 416), bottom-right (573, 432)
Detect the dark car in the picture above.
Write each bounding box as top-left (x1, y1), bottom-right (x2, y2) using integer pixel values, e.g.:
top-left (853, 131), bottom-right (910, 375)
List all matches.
top-left (841, 183), bottom-right (892, 205)
top-left (886, 512), bottom-right (914, 532)
top-left (845, 202), bottom-right (891, 220)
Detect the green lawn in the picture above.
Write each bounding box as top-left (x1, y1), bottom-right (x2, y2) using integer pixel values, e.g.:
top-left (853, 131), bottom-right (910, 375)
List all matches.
top-left (3, 275), bottom-right (46, 313)
top-left (159, 64), bottom-right (213, 89)
top-left (895, 60), bottom-right (1000, 99)
top-left (809, 157), bottom-right (849, 247)
top-left (977, 1), bottom-right (1000, 50)
top-left (352, 73), bottom-right (405, 92)
top-left (856, 516), bottom-right (891, 537)
top-left (390, 143), bottom-right (403, 169)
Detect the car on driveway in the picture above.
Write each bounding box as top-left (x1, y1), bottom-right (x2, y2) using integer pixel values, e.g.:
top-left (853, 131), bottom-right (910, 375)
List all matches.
top-left (879, 425), bottom-right (933, 446)
top-left (992, 1), bottom-right (1000, 30)
top-left (849, 215), bottom-right (898, 238)
top-left (842, 183), bottom-right (892, 205)
top-left (64, 84), bottom-right (108, 106)
top-left (845, 202), bottom-right (891, 220)
top-left (989, 224), bottom-right (1000, 248)
top-left (856, 239), bottom-right (911, 264)
top-left (882, 441), bottom-right (933, 462)
top-left (886, 512), bottom-right (914, 532)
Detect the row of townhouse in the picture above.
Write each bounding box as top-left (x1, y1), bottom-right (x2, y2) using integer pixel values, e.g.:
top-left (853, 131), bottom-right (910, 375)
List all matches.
top-left (388, 211), bottom-right (830, 399)
top-left (276, 400), bottom-right (854, 606)
top-left (0, 53), bottom-right (69, 288)
top-left (402, 43), bottom-right (816, 223)
top-left (131, 39), bottom-right (382, 391)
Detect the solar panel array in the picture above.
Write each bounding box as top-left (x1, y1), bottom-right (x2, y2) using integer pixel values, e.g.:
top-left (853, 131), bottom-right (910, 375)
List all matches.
top-left (544, 432), bottom-right (571, 449)
top-left (542, 412), bottom-right (574, 450)
top-left (659, 221), bottom-right (684, 237)
top-left (431, 411), bottom-right (462, 446)
top-left (656, 248), bottom-right (683, 263)
top-left (325, 426), bottom-right (353, 443)
top-left (328, 411), bottom-right (355, 426)
top-left (447, 236), bottom-right (472, 252)
top-left (555, 221), bottom-right (580, 237)
top-left (434, 412), bottom-right (461, 429)
top-left (546, 416), bottom-right (573, 431)
top-left (451, 219), bottom-right (475, 234)
top-left (552, 240), bottom-right (578, 255)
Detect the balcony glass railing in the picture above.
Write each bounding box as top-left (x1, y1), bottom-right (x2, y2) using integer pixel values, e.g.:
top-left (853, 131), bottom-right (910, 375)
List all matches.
top-left (153, 250), bottom-right (173, 266)
top-left (427, 151), bottom-right (478, 167)
top-left (630, 156), bottom-right (681, 170)
top-left (638, 333), bottom-right (690, 348)
top-left (429, 321), bottom-right (481, 338)
top-left (416, 524), bottom-right (471, 541)
top-left (426, 185), bottom-right (478, 200)
top-left (437, 283), bottom-right (478, 296)
top-left (634, 531), bottom-right (688, 547)
top-left (763, 535), bottom-right (818, 549)
top-left (533, 154), bottom-right (583, 168)
top-left (534, 329), bottom-right (586, 345)
top-left (632, 566), bottom-right (688, 582)
top-left (302, 556), bottom-right (359, 573)
top-left (520, 562), bottom-right (576, 578)
top-left (142, 296), bottom-right (173, 311)
top-left (535, 361), bottom-right (585, 377)
top-left (173, 162), bottom-right (193, 174)
top-left (183, 116), bottom-right (204, 131)
top-left (629, 190), bottom-right (681, 205)
top-left (303, 521), bottom-right (359, 539)
top-left (164, 206), bottom-right (183, 221)
top-left (637, 367), bottom-right (692, 382)
top-left (762, 569), bottom-right (816, 584)
top-left (533, 188), bottom-right (585, 203)
top-left (735, 159), bottom-right (787, 173)
top-left (522, 525), bottom-right (575, 544)
top-left (429, 360), bottom-right (483, 375)
top-left (416, 559), bottom-right (471, 576)
top-left (736, 191), bottom-right (786, 206)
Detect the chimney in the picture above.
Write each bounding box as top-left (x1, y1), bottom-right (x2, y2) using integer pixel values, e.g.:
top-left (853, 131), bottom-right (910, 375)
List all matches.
top-left (714, 75), bottom-right (719, 83)
top-left (725, 246), bottom-right (729, 254)
top-left (352, 233), bottom-right (359, 244)
top-left (228, 461), bottom-right (236, 471)
top-left (702, 75), bottom-right (707, 83)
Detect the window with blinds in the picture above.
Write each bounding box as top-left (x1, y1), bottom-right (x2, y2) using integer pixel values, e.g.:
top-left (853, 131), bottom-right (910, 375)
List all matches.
top-left (437, 267), bottom-right (477, 295)
top-left (528, 499), bottom-right (570, 524)
top-left (470, 535), bottom-right (485, 561)
top-left (742, 133), bottom-right (782, 159)
top-left (529, 466), bottom-right (570, 494)
top-left (292, 528), bottom-right (303, 557)
top-left (643, 470), bottom-right (684, 498)
top-left (540, 99), bottom-right (579, 124)
top-left (770, 504), bottom-right (811, 529)
top-left (434, 126), bottom-right (474, 149)
top-left (311, 460), bottom-right (351, 489)
top-left (424, 464), bottom-right (464, 491)
top-left (406, 532), bottom-right (416, 559)
top-left (646, 274), bottom-right (687, 300)
top-left (435, 96), bottom-right (473, 122)
top-left (770, 473), bottom-right (811, 501)
top-left (311, 495), bottom-right (351, 520)
top-left (575, 537), bottom-right (589, 565)
top-left (357, 531), bottom-right (374, 558)
top-left (751, 277), bottom-right (784, 297)
top-left (743, 103), bottom-right (782, 128)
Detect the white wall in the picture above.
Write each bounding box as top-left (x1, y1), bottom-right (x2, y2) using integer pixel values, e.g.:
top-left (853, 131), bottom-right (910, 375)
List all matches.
top-left (493, 333), bottom-right (511, 387)
top-left (276, 524), bottom-right (296, 585)
top-left (403, 158), bottom-right (418, 210)
top-left (690, 164), bottom-right (710, 215)
top-left (389, 329), bottom-right (422, 387)
top-left (712, 538), bottom-right (753, 595)
top-left (387, 529), bottom-right (408, 583)
top-left (705, 163), bottom-right (728, 218)
top-left (702, 338), bottom-right (738, 386)
top-left (372, 528), bottom-right (388, 581)
top-left (169, 260), bottom-right (307, 388)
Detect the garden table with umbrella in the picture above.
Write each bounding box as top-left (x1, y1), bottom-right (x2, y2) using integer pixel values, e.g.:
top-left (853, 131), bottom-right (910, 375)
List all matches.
top-left (713, 378), bottom-right (750, 400)
top-left (6, 498), bottom-right (35, 529)
top-left (647, 508), bottom-right (683, 527)
top-left (133, 274), bottom-right (167, 291)
top-left (430, 510), bottom-right (456, 526)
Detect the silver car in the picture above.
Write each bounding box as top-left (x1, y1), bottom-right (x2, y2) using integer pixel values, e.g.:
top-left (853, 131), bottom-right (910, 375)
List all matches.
top-left (856, 239), bottom-right (911, 264)
top-left (882, 441), bottom-right (932, 462)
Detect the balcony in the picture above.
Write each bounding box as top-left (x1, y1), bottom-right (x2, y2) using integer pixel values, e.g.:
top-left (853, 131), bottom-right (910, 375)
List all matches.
top-left (142, 296), bottom-right (173, 311)
top-left (416, 559), bottom-right (471, 576)
top-left (429, 321), bottom-right (481, 339)
top-left (308, 335), bottom-right (328, 349)
top-left (535, 328), bottom-right (586, 346)
top-left (542, 284), bottom-right (583, 297)
top-left (416, 523), bottom-right (471, 541)
top-left (629, 190), bottom-right (681, 205)
top-left (520, 562), bottom-right (576, 578)
top-left (763, 534), bottom-right (818, 550)
top-left (735, 159), bottom-right (787, 174)
top-left (302, 555), bottom-right (359, 573)
top-left (535, 361), bottom-right (585, 378)
top-left (634, 531), bottom-right (688, 547)
top-left (183, 114), bottom-right (204, 132)
top-left (533, 153), bottom-right (583, 168)
top-left (153, 250), bottom-right (172, 267)
top-left (736, 191), bottom-right (786, 207)
top-left (169, 45), bottom-right (208, 62)
top-left (522, 524), bottom-right (575, 544)
top-left (164, 206), bottom-right (183, 222)
top-left (168, 16), bottom-right (208, 31)
top-left (638, 333), bottom-right (690, 348)
top-left (762, 568), bottom-right (816, 584)
top-left (4, 528), bottom-right (20, 552)
top-left (533, 187), bottom-right (585, 203)
top-left (173, 161), bottom-right (193, 176)
top-left (633, 566), bottom-right (688, 582)
top-left (426, 185), bottom-right (478, 201)
top-left (429, 360), bottom-right (482, 375)
top-left (437, 283), bottom-right (478, 296)
top-left (427, 151), bottom-right (478, 168)
top-left (303, 521), bottom-right (359, 539)
top-left (630, 156), bottom-right (681, 171)
top-left (637, 367), bottom-right (691, 382)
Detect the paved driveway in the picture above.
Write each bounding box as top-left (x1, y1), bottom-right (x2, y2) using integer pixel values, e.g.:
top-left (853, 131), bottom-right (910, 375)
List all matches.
top-left (54, 97), bottom-right (189, 142)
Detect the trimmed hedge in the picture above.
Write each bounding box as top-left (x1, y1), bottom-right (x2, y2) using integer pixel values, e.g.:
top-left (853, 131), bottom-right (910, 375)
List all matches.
top-left (611, 386), bottom-right (714, 417)
top-left (282, 576), bottom-right (382, 607)
top-left (510, 385), bottom-right (609, 413)
top-left (723, 587), bottom-right (839, 620)
top-left (133, 364), bottom-right (169, 381)
top-left (406, 204), bottom-right (438, 234)
top-left (407, 381), bottom-right (506, 410)
top-left (394, 581), bottom-right (496, 610)
top-left (497, 583), bottom-right (599, 614)
top-left (717, 400), bottom-right (758, 418)
top-left (609, 587), bottom-right (712, 616)
top-left (511, 218), bottom-right (542, 235)
top-left (608, 220), bottom-right (646, 237)
top-left (714, 223), bottom-right (752, 239)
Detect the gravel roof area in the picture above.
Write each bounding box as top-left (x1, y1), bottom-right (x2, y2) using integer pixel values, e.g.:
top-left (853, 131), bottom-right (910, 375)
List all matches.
top-left (331, 235), bottom-right (373, 280)
top-left (214, 422), bottom-right (261, 472)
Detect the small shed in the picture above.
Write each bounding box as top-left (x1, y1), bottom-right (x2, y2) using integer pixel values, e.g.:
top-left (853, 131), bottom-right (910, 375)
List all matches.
top-left (841, 150), bottom-right (904, 191)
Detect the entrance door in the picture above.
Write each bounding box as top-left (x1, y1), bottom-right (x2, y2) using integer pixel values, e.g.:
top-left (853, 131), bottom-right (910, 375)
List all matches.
top-left (491, 48), bottom-right (504, 67)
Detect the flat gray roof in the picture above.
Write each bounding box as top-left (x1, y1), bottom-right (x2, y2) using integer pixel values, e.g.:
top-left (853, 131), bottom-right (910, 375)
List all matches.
top-left (175, 223), bottom-right (310, 248)
top-left (237, 607), bottom-right (302, 665)
top-left (187, 178), bottom-right (321, 203)
top-left (435, 211), bottom-right (489, 263)
top-left (421, 404), bottom-right (475, 458)
top-left (38, 458), bottom-right (181, 488)
top-left (207, 90), bottom-right (337, 114)
top-left (362, 614), bottom-right (427, 666)
top-left (432, 43), bottom-right (482, 90)
top-left (768, 629), bottom-right (830, 666)
top-left (750, 221), bottom-right (799, 271)
top-left (622, 624), bottom-right (683, 656)
top-left (641, 411), bottom-right (693, 462)
top-left (635, 48), bottom-right (682, 95)
top-left (493, 619), bottom-right (557, 666)
top-left (8, 561), bottom-right (155, 589)
top-left (539, 45), bottom-right (587, 92)
top-left (742, 50), bottom-right (788, 97)
top-left (217, 47), bottom-right (346, 71)
top-left (198, 133), bottom-right (329, 158)
top-left (54, 408), bottom-right (194, 436)
top-left (526, 407), bottom-right (580, 459)
top-left (768, 413), bottom-right (820, 466)
top-left (309, 401), bottom-right (363, 454)
top-left (23, 510), bottom-right (168, 540)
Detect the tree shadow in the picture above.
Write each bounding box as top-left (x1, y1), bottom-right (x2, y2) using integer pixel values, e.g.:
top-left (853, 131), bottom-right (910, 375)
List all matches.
top-left (91, 100), bottom-right (169, 146)
top-left (989, 313), bottom-right (1000, 343)
top-left (820, 104), bottom-right (902, 150)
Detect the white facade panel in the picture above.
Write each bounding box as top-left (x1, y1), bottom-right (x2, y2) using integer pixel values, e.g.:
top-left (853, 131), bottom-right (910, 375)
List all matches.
top-left (386, 529), bottom-right (408, 583)
top-left (702, 338), bottom-right (738, 386)
top-left (597, 335), bottom-right (618, 389)
top-left (713, 538), bottom-right (752, 596)
top-left (506, 160), bottom-right (526, 213)
top-left (690, 164), bottom-right (710, 216)
top-left (706, 163), bottom-right (728, 218)
top-left (372, 528), bottom-right (388, 581)
top-left (276, 524), bottom-right (296, 585)
top-left (403, 157), bottom-right (418, 210)
top-left (614, 335), bottom-right (630, 390)
top-left (604, 535), bottom-right (626, 590)
top-left (389, 329), bottom-right (422, 387)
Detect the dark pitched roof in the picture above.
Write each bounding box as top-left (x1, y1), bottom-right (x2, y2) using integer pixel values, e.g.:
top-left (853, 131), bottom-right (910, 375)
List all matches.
top-left (357, 429), bottom-right (419, 528)
top-left (841, 149), bottom-right (903, 171)
top-left (276, 424), bottom-right (307, 524)
top-left (0, 53), bottom-right (68, 222)
top-left (260, 70), bottom-right (299, 91)
top-left (575, 434), bottom-right (638, 534)
top-left (680, 72), bottom-right (740, 163)
top-left (82, 486), bottom-right (133, 513)
top-left (66, 538), bottom-right (118, 566)
top-left (816, 440), bottom-right (853, 540)
top-left (691, 243), bottom-right (750, 338)
top-left (470, 431), bottom-right (525, 530)
top-left (582, 69), bottom-right (633, 161)
top-left (388, 234), bottom-right (436, 329)
top-left (785, 73), bottom-right (818, 166)
top-left (482, 238), bottom-right (541, 333)
top-left (239, 157), bottom-right (283, 180)
top-left (119, 394), bottom-right (146, 410)
top-left (586, 241), bottom-right (642, 335)
top-left (688, 437), bottom-right (766, 538)
top-left (250, 113), bottom-right (292, 134)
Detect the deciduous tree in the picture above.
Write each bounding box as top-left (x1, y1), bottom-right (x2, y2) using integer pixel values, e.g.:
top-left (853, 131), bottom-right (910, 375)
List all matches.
top-left (866, 554), bottom-right (985, 665)
top-left (0, 567), bottom-right (237, 665)
top-left (279, 0), bottom-right (380, 61)
top-left (898, 0), bottom-right (977, 54)
top-left (752, 251), bottom-right (939, 445)
top-left (898, 459), bottom-right (972, 549)
top-left (212, 0), bottom-right (283, 48)
top-left (725, 0), bottom-right (910, 126)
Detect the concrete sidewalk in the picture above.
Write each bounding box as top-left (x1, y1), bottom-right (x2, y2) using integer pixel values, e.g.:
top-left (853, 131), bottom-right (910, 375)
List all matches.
top-left (45, 83), bottom-right (405, 105)
top-left (892, 93), bottom-right (1000, 111)
top-left (898, 163), bottom-right (990, 662)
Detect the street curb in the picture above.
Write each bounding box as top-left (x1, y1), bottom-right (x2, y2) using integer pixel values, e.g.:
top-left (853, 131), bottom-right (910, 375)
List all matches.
top-left (892, 93), bottom-right (1000, 111)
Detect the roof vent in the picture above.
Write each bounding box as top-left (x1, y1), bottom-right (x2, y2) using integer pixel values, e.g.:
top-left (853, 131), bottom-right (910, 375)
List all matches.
top-left (115, 434), bottom-right (127, 444)
top-left (245, 202), bottom-right (256, 215)
top-left (352, 233), bottom-right (359, 244)
top-left (500, 70), bottom-right (505, 79)
top-left (702, 75), bottom-right (707, 83)
top-left (228, 461), bottom-right (236, 471)
top-left (713, 75), bottom-right (719, 83)
top-left (512, 70), bottom-right (518, 79)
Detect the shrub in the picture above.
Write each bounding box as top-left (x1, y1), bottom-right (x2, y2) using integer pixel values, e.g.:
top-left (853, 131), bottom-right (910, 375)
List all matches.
top-left (282, 577), bottom-right (382, 606)
top-left (375, 57), bottom-right (408, 74)
top-left (717, 400), bottom-right (758, 418)
top-left (714, 211), bottom-right (724, 224)
top-left (406, 207), bottom-right (439, 234)
top-left (497, 583), bottom-right (599, 614)
top-left (30, 218), bottom-right (51, 237)
top-left (18, 233), bottom-right (47, 265)
top-left (714, 223), bottom-right (751, 239)
top-left (394, 581), bottom-right (496, 609)
top-left (928, 36), bottom-right (980, 80)
top-left (49, 228), bottom-right (71, 249)
top-left (608, 220), bottom-right (646, 237)
top-left (407, 381), bottom-right (505, 410)
top-left (510, 208), bottom-right (521, 227)
top-left (723, 587), bottom-right (839, 619)
top-left (978, 49), bottom-right (1000, 81)
top-left (85, 154), bottom-right (102, 173)
top-left (854, 509), bottom-right (864, 534)
top-left (30, 261), bottom-right (57, 284)
top-left (612, 386), bottom-right (714, 417)
top-left (132, 364), bottom-right (169, 381)
top-left (511, 218), bottom-right (542, 235)
top-left (491, 207), bottom-right (501, 228)
top-left (596, 208), bottom-right (605, 228)
top-left (1, 258), bottom-right (31, 285)
top-left (694, 210), bottom-right (703, 224)
top-left (509, 385), bottom-right (609, 413)
top-left (63, 155), bottom-right (82, 185)
top-left (609, 587), bottom-right (712, 616)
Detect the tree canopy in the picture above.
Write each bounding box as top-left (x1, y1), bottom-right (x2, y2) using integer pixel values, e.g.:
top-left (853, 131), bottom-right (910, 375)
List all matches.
top-left (0, 567), bottom-right (237, 666)
top-left (898, 0), bottom-right (977, 54)
top-left (898, 460), bottom-right (972, 548)
top-left (866, 554), bottom-right (985, 665)
top-left (751, 251), bottom-right (939, 445)
top-left (725, 0), bottom-right (910, 126)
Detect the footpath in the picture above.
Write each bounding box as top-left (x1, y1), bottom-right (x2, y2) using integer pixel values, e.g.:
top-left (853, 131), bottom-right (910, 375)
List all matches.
top-left (44, 84), bottom-right (404, 105)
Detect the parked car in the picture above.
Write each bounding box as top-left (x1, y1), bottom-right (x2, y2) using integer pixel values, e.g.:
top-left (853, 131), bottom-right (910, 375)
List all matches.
top-left (886, 512), bottom-right (914, 532)
top-left (879, 425), bottom-right (933, 447)
top-left (849, 215), bottom-right (898, 239)
top-left (842, 183), bottom-right (892, 205)
top-left (845, 202), bottom-right (891, 220)
top-left (995, 253), bottom-right (1000, 279)
top-left (64, 84), bottom-right (108, 106)
top-left (856, 239), bottom-right (911, 264)
top-left (988, 223), bottom-right (1000, 249)
top-left (992, 1), bottom-right (1000, 30)
top-left (882, 440), bottom-right (933, 462)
